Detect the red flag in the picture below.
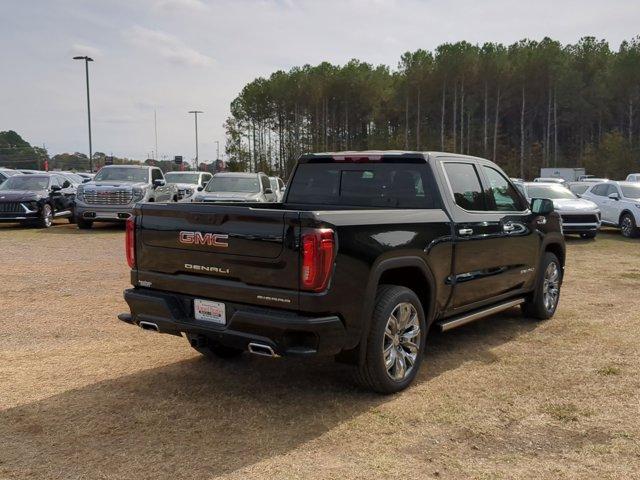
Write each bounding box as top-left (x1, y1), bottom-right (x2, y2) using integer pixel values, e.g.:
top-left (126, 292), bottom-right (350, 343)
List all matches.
top-left (43, 159), bottom-right (49, 171)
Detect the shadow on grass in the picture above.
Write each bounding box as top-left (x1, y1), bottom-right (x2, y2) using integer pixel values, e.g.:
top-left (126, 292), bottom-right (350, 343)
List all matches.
top-left (42, 222), bottom-right (125, 235)
top-left (0, 308), bottom-right (536, 479)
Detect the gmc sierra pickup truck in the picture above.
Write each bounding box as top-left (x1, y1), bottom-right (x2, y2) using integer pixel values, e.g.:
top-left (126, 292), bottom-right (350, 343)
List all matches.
top-left (118, 151), bottom-right (565, 393)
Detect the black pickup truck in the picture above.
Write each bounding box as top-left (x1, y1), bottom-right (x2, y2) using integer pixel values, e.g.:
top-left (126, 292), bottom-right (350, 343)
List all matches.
top-left (119, 151), bottom-right (565, 393)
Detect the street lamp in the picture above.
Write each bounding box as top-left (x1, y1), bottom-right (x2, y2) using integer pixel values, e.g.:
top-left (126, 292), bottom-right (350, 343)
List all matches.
top-left (188, 110), bottom-right (203, 170)
top-left (73, 56), bottom-right (94, 172)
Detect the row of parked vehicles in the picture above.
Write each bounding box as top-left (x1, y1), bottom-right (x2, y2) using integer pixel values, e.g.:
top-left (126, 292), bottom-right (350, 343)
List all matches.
top-left (0, 165), bottom-right (286, 229)
top-left (511, 174), bottom-right (640, 239)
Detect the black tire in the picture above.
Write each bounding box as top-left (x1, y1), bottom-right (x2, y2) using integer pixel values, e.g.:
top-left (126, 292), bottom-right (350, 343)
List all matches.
top-left (36, 203), bottom-right (53, 228)
top-left (620, 212), bottom-right (639, 238)
top-left (185, 333), bottom-right (243, 359)
top-left (522, 252), bottom-right (562, 320)
top-left (77, 217), bottom-right (93, 229)
top-left (356, 285), bottom-right (426, 394)
top-left (580, 232), bottom-right (596, 239)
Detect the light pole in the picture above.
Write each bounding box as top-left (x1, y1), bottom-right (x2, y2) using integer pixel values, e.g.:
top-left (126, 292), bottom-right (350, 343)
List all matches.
top-left (73, 56), bottom-right (94, 172)
top-left (214, 140), bottom-right (220, 160)
top-left (188, 110), bottom-right (203, 170)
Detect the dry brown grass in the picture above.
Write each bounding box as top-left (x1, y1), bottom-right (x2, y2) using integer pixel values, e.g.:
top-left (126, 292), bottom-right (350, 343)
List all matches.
top-left (0, 222), bottom-right (639, 479)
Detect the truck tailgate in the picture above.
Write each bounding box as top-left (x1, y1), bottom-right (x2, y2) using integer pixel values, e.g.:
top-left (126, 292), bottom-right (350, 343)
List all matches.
top-left (135, 203), bottom-right (300, 306)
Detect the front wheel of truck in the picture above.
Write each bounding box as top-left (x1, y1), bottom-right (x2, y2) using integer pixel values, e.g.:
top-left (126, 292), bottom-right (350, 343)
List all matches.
top-left (356, 285), bottom-right (426, 394)
top-left (185, 333), bottom-right (244, 359)
top-left (522, 252), bottom-right (562, 320)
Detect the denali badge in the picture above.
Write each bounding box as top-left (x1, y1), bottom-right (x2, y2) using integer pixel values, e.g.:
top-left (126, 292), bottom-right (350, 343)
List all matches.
top-left (179, 231), bottom-right (229, 247)
top-left (185, 263), bottom-right (230, 274)
top-left (256, 295), bottom-right (291, 304)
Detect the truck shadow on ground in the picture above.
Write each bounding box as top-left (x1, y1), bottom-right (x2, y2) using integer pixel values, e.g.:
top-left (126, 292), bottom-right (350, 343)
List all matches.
top-left (0, 310), bottom-right (536, 479)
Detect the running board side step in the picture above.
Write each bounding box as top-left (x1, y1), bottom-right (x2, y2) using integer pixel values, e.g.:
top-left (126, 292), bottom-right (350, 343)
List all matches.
top-left (436, 298), bottom-right (525, 332)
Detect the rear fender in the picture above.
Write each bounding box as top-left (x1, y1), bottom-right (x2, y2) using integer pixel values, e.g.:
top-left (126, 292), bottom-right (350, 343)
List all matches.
top-left (356, 256), bottom-right (436, 366)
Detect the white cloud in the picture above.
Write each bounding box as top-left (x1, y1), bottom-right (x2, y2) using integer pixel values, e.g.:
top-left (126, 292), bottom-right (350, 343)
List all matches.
top-left (154, 0), bottom-right (208, 13)
top-left (70, 43), bottom-right (102, 59)
top-left (124, 26), bottom-right (213, 67)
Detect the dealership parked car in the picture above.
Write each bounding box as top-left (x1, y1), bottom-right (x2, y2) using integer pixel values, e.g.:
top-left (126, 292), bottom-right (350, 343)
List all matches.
top-left (191, 172), bottom-right (278, 203)
top-left (582, 181), bottom-right (640, 238)
top-left (0, 173), bottom-right (76, 227)
top-left (534, 177), bottom-right (565, 184)
top-left (164, 171), bottom-right (212, 201)
top-left (75, 165), bottom-right (178, 229)
top-left (76, 172), bottom-right (95, 182)
top-left (625, 173), bottom-right (640, 182)
top-left (119, 151), bottom-right (565, 393)
top-left (269, 176), bottom-right (286, 202)
top-left (0, 168), bottom-right (18, 186)
top-left (518, 182), bottom-right (601, 238)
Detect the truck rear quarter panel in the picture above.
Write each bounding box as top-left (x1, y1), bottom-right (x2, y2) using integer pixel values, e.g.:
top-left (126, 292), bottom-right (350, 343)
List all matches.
top-left (298, 209), bottom-right (453, 349)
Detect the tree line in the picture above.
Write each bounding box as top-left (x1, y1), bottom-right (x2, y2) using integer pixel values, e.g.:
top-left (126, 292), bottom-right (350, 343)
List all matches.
top-left (225, 36), bottom-right (640, 180)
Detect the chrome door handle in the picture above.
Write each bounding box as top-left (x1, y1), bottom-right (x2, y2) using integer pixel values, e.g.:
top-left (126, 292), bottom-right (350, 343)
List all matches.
top-left (458, 228), bottom-right (473, 236)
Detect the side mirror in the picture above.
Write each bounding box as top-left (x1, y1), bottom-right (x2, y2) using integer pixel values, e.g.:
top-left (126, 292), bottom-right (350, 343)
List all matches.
top-left (531, 197), bottom-right (554, 215)
top-left (51, 185), bottom-right (62, 192)
top-left (153, 179), bottom-right (165, 188)
top-left (264, 188), bottom-right (273, 195)
top-left (197, 186), bottom-right (204, 191)
top-left (608, 192), bottom-right (620, 200)
top-left (62, 181), bottom-right (72, 189)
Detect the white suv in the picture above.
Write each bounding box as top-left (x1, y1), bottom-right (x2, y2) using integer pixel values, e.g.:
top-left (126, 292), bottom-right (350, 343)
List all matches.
top-left (582, 181), bottom-right (640, 238)
top-left (625, 173), bottom-right (640, 182)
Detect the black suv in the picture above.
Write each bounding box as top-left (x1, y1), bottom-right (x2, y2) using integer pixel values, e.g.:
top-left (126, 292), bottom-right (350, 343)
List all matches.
top-left (0, 174), bottom-right (76, 228)
top-left (119, 151), bottom-right (565, 393)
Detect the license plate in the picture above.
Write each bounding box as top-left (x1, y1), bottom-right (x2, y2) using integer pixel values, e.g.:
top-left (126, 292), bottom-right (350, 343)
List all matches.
top-left (194, 299), bottom-right (226, 325)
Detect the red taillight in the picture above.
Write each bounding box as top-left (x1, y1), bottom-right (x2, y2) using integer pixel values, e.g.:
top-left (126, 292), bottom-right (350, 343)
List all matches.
top-left (301, 228), bottom-right (335, 292)
top-left (125, 216), bottom-right (136, 269)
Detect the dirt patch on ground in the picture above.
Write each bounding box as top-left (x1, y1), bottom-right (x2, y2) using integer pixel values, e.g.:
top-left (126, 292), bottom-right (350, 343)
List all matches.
top-left (0, 222), bottom-right (638, 479)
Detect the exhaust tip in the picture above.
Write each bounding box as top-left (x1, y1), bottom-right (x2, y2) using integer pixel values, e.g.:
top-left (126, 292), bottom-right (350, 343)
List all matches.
top-left (247, 342), bottom-right (278, 357)
top-left (138, 321), bottom-right (159, 332)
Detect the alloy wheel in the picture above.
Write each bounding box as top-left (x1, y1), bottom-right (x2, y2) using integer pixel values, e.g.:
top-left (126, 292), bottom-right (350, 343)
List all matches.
top-left (542, 261), bottom-right (560, 313)
top-left (621, 215), bottom-right (633, 237)
top-left (383, 302), bottom-right (421, 381)
top-left (43, 204), bottom-right (52, 227)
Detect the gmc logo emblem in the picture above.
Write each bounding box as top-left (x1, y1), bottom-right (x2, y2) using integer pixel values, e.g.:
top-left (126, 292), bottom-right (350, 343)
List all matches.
top-left (179, 231), bottom-right (229, 248)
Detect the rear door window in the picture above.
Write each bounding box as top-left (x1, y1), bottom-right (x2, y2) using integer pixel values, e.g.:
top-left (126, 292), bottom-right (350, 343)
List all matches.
top-left (286, 163), bottom-right (438, 208)
top-left (443, 162), bottom-right (486, 211)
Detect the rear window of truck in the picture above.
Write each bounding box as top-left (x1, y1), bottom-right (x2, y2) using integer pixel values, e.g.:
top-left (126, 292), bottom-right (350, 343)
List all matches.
top-left (286, 164), bottom-right (439, 208)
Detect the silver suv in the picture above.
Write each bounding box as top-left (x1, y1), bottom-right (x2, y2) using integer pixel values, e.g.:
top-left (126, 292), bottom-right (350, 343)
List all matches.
top-left (75, 165), bottom-right (177, 229)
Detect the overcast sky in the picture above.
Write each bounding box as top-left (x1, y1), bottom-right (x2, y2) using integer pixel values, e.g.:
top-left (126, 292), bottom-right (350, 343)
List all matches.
top-left (1, 0), bottom-right (639, 162)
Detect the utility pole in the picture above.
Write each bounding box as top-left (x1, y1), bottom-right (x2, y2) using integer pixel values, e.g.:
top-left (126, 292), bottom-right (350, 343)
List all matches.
top-left (73, 56), bottom-right (94, 172)
top-left (154, 109), bottom-right (158, 161)
top-left (188, 110), bottom-right (203, 170)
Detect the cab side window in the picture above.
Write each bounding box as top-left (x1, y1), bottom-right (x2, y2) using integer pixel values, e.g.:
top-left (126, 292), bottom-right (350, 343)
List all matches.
top-left (151, 169), bottom-right (163, 182)
top-left (482, 166), bottom-right (525, 211)
top-left (591, 184), bottom-right (608, 196)
top-left (605, 184), bottom-right (619, 197)
top-left (443, 162), bottom-right (486, 211)
top-left (260, 175), bottom-right (271, 192)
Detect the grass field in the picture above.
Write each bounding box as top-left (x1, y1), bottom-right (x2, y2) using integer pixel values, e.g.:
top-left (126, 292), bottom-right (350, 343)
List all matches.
top-left (0, 221), bottom-right (639, 479)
